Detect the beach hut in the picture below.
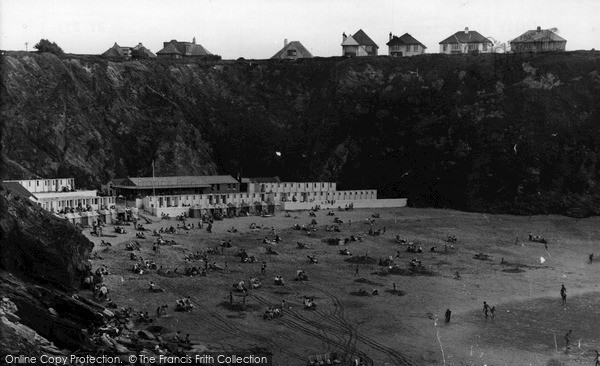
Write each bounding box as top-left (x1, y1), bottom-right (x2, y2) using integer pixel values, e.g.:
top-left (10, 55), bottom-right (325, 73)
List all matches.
top-left (80, 211), bottom-right (92, 226)
top-left (88, 210), bottom-right (99, 226)
top-left (116, 207), bottom-right (128, 221)
top-left (71, 212), bottom-right (82, 226)
top-left (98, 209), bottom-right (111, 224)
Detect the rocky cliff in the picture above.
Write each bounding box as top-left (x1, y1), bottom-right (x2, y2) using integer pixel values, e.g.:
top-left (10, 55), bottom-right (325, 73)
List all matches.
top-left (0, 187), bottom-right (102, 354)
top-left (2, 51), bottom-right (600, 215)
top-left (0, 188), bottom-right (92, 290)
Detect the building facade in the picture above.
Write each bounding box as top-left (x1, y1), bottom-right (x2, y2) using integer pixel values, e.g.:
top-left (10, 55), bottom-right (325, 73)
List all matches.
top-left (271, 40), bottom-right (313, 60)
top-left (439, 27), bottom-right (493, 54)
top-left (156, 38), bottom-right (212, 59)
top-left (386, 33), bottom-right (426, 57)
top-left (111, 175), bottom-right (241, 199)
top-left (2, 178), bottom-right (115, 213)
top-left (510, 26), bottom-right (566, 53)
top-left (342, 29), bottom-right (378, 57)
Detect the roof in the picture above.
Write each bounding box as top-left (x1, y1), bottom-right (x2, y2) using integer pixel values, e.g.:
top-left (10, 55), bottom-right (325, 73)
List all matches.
top-left (271, 41), bottom-right (313, 59)
top-left (114, 175), bottom-right (238, 189)
top-left (109, 178), bottom-right (125, 185)
top-left (132, 43), bottom-right (157, 58)
top-left (156, 43), bottom-right (182, 55)
top-left (101, 43), bottom-right (124, 58)
top-left (341, 35), bottom-right (360, 46)
top-left (510, 29), bottom-right (566, 44)
top-left (157, 40), bottom-right (212, 56)
top-left (439, 30), bottom-right (492, 45)
top-left (351, 29), bottom-right (378, 48)
top-left (247, 177), bottom-right (281, 183)
top-left (2, 181), bottom-right (37, 200)
top-left (386, 33), bottom-right (427, 49)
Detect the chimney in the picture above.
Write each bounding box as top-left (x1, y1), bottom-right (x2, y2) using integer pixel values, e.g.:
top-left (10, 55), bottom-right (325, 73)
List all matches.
top-left (389, 32), bottom-right (392, 41)
top-left (284, 39), bottom-right (288, 47)
top-left (343, 32), bottom-right (347, 41)
top-left (193, 37), bottom-right (196, 44)
top-left (464, 27), bottom-right (469, 34)
top-left (537, 26), bottom-right (541, 32)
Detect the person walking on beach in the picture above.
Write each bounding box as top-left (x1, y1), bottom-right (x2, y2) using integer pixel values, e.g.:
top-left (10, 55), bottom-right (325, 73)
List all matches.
top-left (560, 284), bottom-right (567, 304)
top-left (445, 308), bottom-right (451, 323)
top-left (483, 302), bottom-right (490, 318)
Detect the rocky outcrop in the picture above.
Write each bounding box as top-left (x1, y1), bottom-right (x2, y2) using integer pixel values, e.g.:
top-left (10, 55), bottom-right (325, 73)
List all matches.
top-left (0, 188), bottom-right (92, 290)
top-left (0, 297), bottom-right (66, 357)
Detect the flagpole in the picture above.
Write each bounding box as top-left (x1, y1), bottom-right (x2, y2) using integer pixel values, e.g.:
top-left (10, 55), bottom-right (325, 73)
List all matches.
top-left (152, 160), bottom-right (156, 197)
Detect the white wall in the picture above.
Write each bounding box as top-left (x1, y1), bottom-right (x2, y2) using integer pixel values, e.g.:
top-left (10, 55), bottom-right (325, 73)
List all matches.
top-left (282, 198), bottom-right (407, 211)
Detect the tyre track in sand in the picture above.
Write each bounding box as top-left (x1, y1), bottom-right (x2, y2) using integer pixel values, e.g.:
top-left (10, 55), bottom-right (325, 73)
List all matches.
top-left (252, 290), bottom-right (373, 366)
top-left (302, 282), bottom-right (423, 366)
top-left (154, 279), bottom-right (305, 362)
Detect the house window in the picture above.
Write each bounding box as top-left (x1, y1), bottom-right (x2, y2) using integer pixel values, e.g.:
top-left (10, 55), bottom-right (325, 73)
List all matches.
top-left (482, 44), bottom-right (488, 51)
top-left (468, 44), bottom-right (476, 50)
top-left (36, 181), bottom-right (39, 186)
top-left (287, 49), bottom-right (297, 56)
top-left (413, 45), bottom-right (419, 52)
top-left (443, 45), bottom-right (448, 51)
top-left (452, 44), bottom-right (460, 50)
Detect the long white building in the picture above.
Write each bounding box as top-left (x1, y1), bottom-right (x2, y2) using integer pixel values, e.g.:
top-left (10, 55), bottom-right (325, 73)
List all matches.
top-left (3, 178), bottom-right (116, 213)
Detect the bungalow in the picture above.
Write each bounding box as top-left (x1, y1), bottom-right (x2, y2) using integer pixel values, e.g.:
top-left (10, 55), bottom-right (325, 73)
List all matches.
top-left (342, 29), bottom-right (378, 57)
top-left (271, 39), bottom-right (313, 60)
top-left (439, 27), bottom-right (492, 54)
top-left (156, 37), bottom-right (212, 59)
top-left (102, 42), bottom-right (133, 59)
top-left (101, 42), bottom-right (156, 59)
top-left (386, 32), bottom-right (426, 57)
top-left (510, 26), bottom-right (566, 53)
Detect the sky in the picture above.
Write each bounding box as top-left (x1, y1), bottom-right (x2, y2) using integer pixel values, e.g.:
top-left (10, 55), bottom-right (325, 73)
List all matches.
top-left (0, 0), bottom-right (598, 59)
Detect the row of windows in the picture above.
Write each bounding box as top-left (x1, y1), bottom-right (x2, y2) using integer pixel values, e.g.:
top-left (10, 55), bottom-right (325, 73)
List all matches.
top-left (391, 45), bottom-right (420, 52)
top-left (263, 183), bottom-right (334, 188)
top-left (442, 43), bottom-right (489, 51)
top-left (27, 179), bottom-right (72, 187)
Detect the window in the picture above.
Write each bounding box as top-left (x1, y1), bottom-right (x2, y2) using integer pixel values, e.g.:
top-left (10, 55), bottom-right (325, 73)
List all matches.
top-left (482, 44), bottom-right (488, 51)
top-left (37, 181), bottom-right (39, 186)
top-left (287, 49), bottom-right (297, 56)
top-left (452, 44), bottom-right (460, 50)
top-left (413, 45), bottom-right (419, 52)
top-left (216, 184), bottom-right (220, 190)
top-left (443, 44), bottom-right (448, 51)
top-left (468, 44), bottom-right (476, 50)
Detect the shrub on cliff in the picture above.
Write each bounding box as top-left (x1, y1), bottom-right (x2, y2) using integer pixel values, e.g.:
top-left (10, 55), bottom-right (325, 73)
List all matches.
top-left (34, 39), bottom-right (64, 56)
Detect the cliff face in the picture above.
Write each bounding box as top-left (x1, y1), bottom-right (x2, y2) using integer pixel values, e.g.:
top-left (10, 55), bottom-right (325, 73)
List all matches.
top-left (2, 51), bottom-right (600, 215)
top-left (0, 188), bottom-right (92, 290)
top-left (0, 188), bottom-right (101, 352)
